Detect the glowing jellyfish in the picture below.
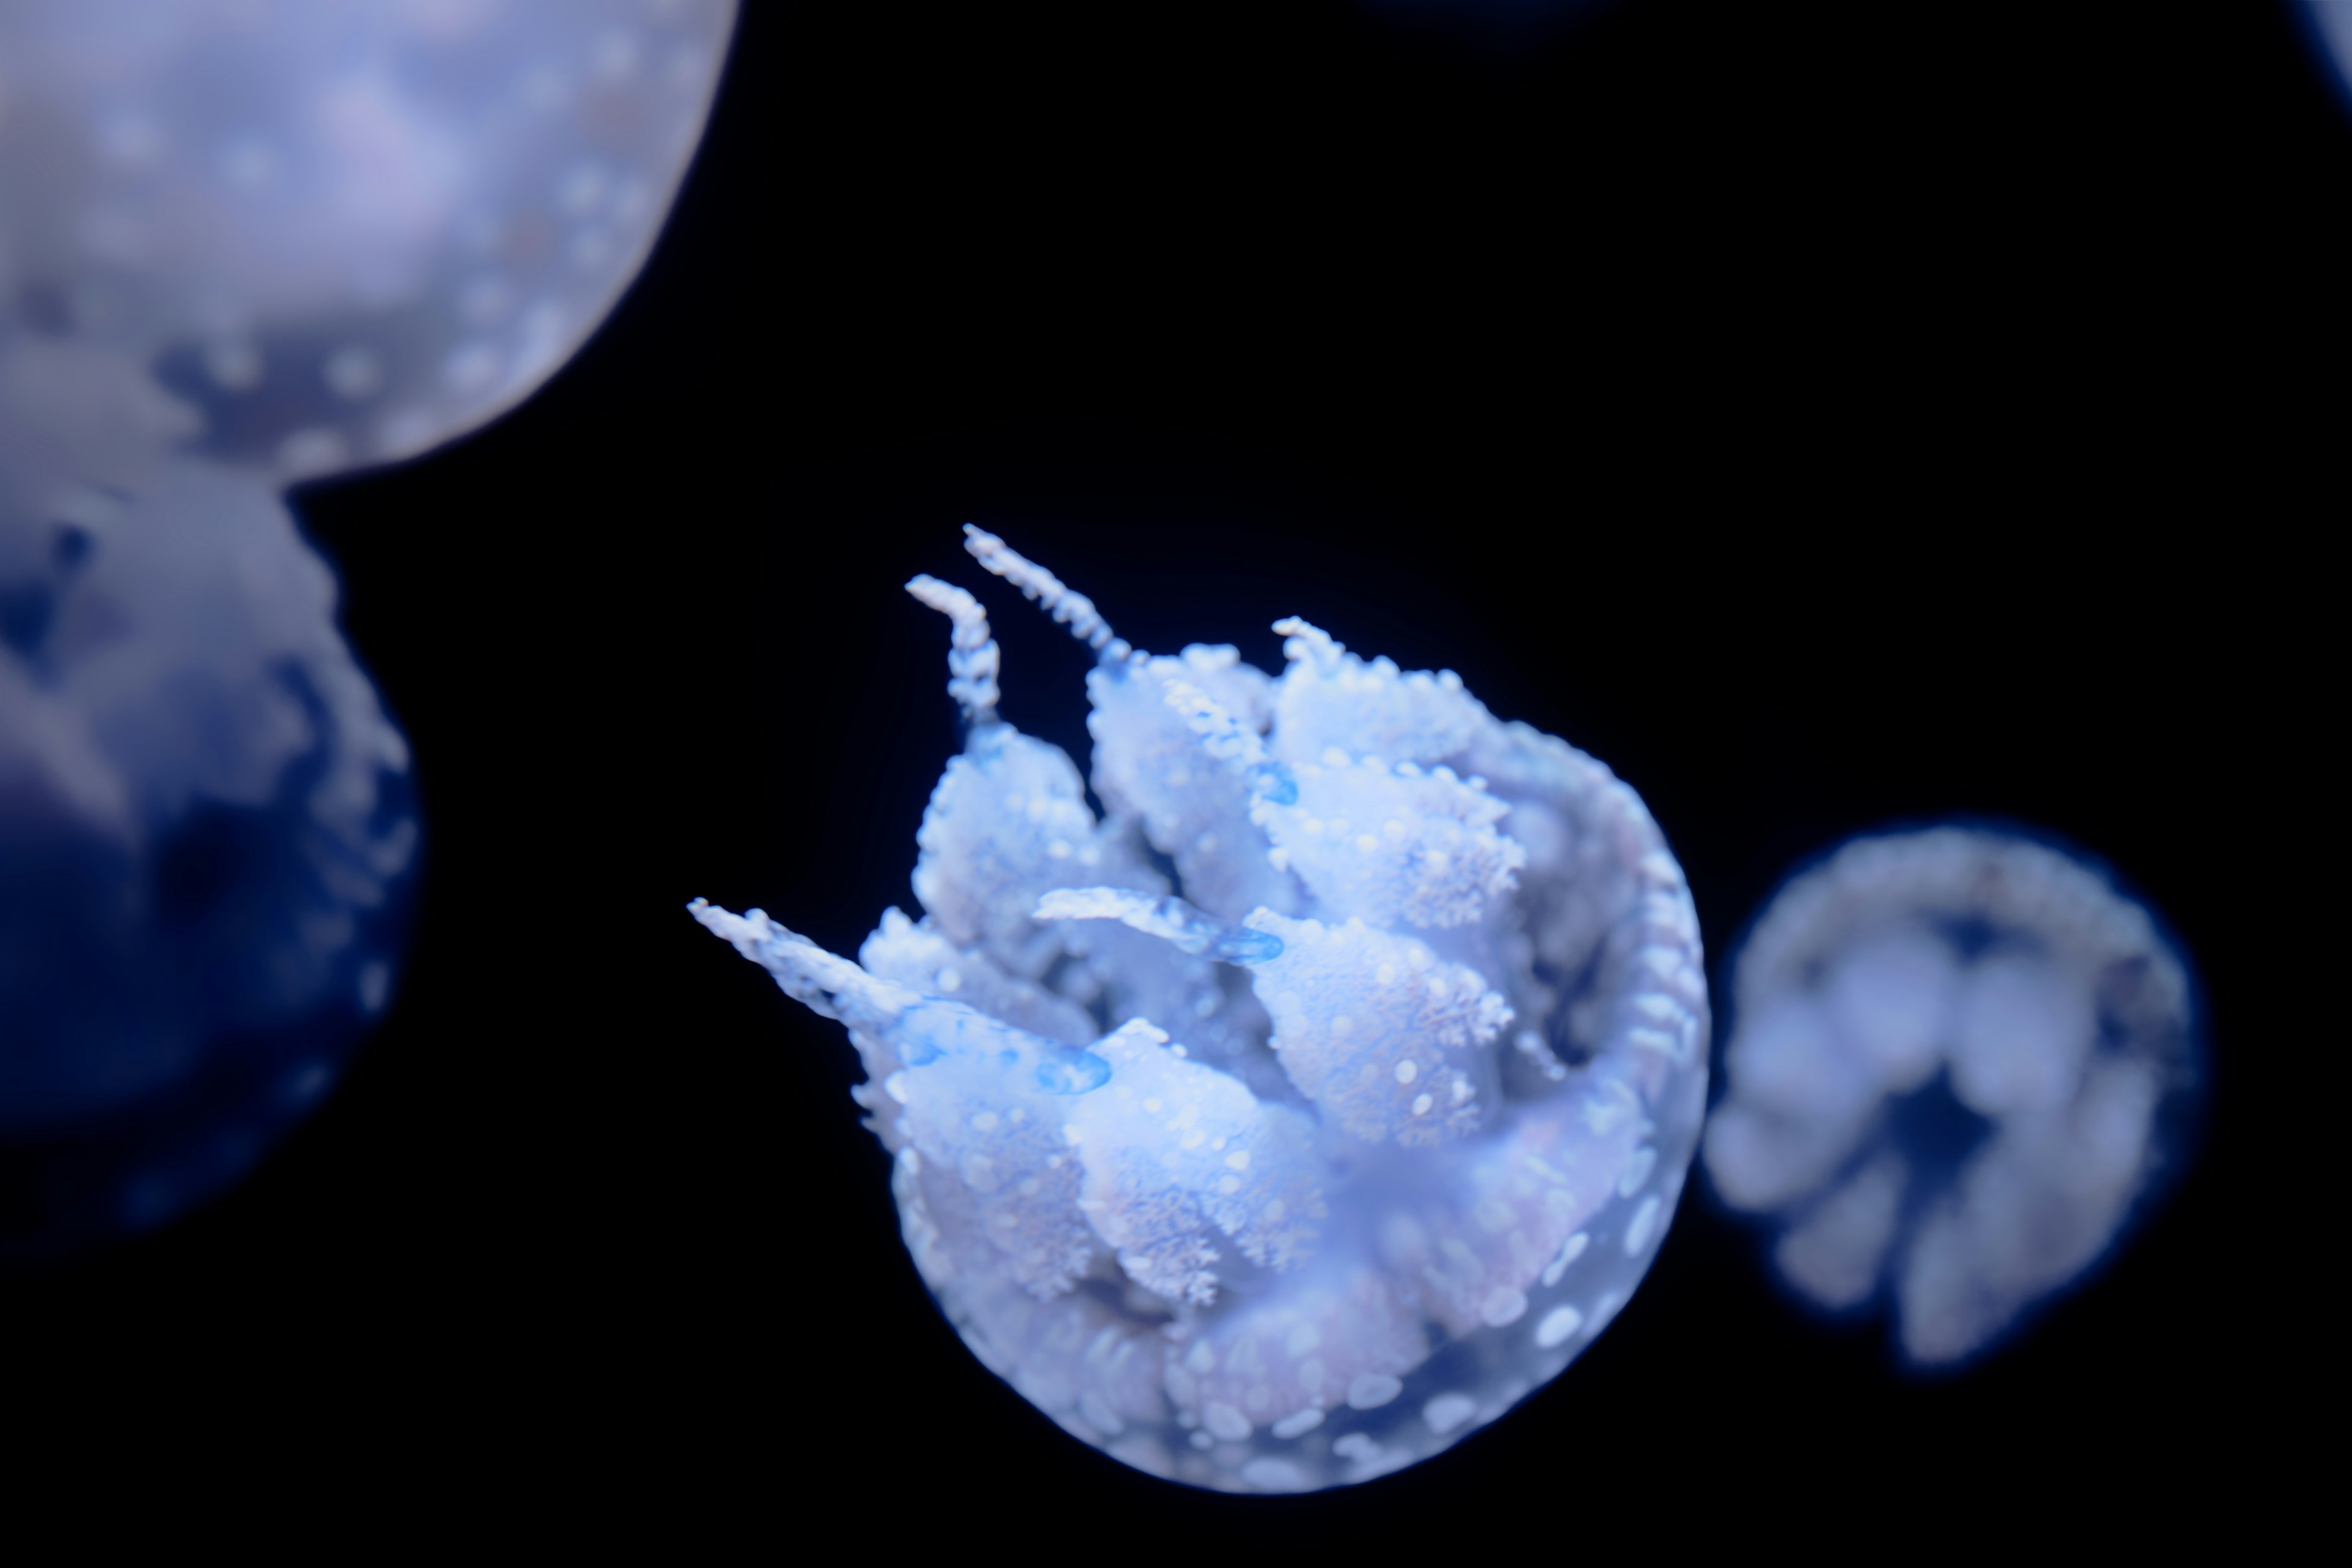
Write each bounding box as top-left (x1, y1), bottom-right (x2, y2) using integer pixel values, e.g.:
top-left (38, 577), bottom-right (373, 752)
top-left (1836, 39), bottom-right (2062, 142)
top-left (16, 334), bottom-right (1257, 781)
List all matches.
top-left (0, 1), bottom-right (737, 1256)
top-left (694, 527), bottom-right (1707, 1492)
top-left (0, 0), bottom-right (738, 478)
top-left (0, 466), bottom-right (415, 1258)
top-left (1702, 826), bottom-right (2202, 1367)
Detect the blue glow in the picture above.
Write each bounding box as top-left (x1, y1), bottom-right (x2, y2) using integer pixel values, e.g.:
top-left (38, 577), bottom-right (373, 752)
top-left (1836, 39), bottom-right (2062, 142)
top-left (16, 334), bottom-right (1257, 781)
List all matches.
top-left (1036, 1051), bottom-right (1116, 1096)
top-left (1700, 825), bottom-right (2204, 1368)
top-left (2302, 2), bottom-right (2352, 113)
top-left (0, 465), bottom-right (415, 1259)
top-left (695, 527), bottom-right (1710, 1492)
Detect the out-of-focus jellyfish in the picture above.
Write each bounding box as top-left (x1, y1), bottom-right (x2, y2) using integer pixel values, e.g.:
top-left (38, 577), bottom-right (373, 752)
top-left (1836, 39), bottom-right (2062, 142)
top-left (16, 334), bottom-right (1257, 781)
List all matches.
top-left (2301, 2), bottom-right (2352, 113)
top-left (0, 0), bottom-right (737, 1258)
top-left (0, 467), bottom-right (415, 1258)
top-left (0, 0), bottom-right (738, 478)
top-left (1702, 826), bottom-right (2201, 1367)
top-left (695, 528), bottom-right (1708, 1492)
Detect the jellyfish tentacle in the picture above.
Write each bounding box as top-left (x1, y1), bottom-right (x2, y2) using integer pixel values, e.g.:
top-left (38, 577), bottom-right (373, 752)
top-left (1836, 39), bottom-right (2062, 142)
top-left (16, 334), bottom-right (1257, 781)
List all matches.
top-left (1035, 886), bottom-right (1285, 965)
top-left (905, 574), bottom-right (1002, 731)
top-left (692, 898), bottom-right (1113, 1297)
top-left (1270, 616), bottom-right (1490, 769)
top-left (1085, 649), bottom-right (1299, 924)
top-left (962, 524), bottom-right (1132, 662)
top-left (1163, 677), bottom-right (1298, 809)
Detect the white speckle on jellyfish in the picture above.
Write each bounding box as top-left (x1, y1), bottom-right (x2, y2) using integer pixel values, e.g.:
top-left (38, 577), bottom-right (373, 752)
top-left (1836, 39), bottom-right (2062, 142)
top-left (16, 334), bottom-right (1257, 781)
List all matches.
top-left (1701, 826), bottom-right (2202, 1367)
top-left (1534, 1303), bottom-right (1584, 1348)
top-left (692, 525), bottom-right (1709, 1491)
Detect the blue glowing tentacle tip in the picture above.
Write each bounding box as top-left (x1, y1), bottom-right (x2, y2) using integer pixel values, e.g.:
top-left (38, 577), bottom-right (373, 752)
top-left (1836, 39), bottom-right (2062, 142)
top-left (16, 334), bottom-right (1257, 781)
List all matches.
top-left (1035, 1050), bottom-right (1114, 1095)
top-left (1032, 886), bottom-right (1282, 965)
top-left (1210, 928), bottom-right (1286, 965)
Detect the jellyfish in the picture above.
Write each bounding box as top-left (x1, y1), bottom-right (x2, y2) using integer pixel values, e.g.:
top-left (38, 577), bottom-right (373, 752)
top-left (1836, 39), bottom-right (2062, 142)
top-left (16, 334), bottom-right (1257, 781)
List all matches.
top-left (0, 0), bottom-right (737, 1256)
top-left (1700, 826), bottom-right (2202, 1367)
top-left (0, 467), bottom-right (415, 1259)
top-left (693, 527), bottom-right (1708, 1492)
top-left (2301, 1), bottom-right (2352, 115)
top-left (0, 0), bottom-right (739, 478)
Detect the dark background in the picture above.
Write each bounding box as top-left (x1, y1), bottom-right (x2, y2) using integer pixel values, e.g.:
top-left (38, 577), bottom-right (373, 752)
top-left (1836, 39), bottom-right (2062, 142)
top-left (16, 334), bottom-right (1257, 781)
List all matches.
top-left (10, 0), bottom-right (2337, 1539)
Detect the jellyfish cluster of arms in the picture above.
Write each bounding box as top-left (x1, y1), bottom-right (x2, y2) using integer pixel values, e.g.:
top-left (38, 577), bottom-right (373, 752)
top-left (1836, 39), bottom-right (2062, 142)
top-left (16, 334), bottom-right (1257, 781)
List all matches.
top-left (0, 0), bottom-right (735, 1258)
top-left (694, 526), bottom-right (1712, 1492)
top-left (1701, 828), bottom-right (2203, 1366)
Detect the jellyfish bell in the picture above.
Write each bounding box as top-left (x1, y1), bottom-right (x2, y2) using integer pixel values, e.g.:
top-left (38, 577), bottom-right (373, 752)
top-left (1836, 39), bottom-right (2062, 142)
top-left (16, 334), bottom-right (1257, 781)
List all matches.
top-left (694, 528), bottom-right (1709, 1492)
top-left (0, 0), bottom-right (740, 482)
top-left (1701, 824), bottom-right (2204, 1368)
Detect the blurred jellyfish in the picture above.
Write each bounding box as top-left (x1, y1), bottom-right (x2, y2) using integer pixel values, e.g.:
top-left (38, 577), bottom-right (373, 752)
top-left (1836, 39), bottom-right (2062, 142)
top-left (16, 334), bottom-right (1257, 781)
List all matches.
top-left (0, 0), bottom-right (737, 1257)
top-left (1702, 826), bottom-right (2202, 1367)
top-left (693, 528), bottom-right (1708, 1491)
top-left (0, 0), bottom-right (738, 477)
top-left (2303, 2), bottom-right (2352, 113)
top-left (0, 467), bottom-right (415, 1258)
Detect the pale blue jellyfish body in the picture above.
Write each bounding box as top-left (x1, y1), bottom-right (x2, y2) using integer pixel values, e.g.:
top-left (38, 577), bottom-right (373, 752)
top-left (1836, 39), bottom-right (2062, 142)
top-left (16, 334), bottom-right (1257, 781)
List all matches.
top-left (0, 0), bottom-right (736, 1254)
top-left (1701, 827), bottom-right (2201, 1366)
top-left (696, 529), bottom-right (1708, 1491)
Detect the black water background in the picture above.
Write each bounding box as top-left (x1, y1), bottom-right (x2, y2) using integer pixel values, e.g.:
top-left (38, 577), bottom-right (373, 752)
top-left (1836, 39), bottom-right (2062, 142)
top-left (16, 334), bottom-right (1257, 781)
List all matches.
top-left (7, 1), bottom-right (2332, 1542)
